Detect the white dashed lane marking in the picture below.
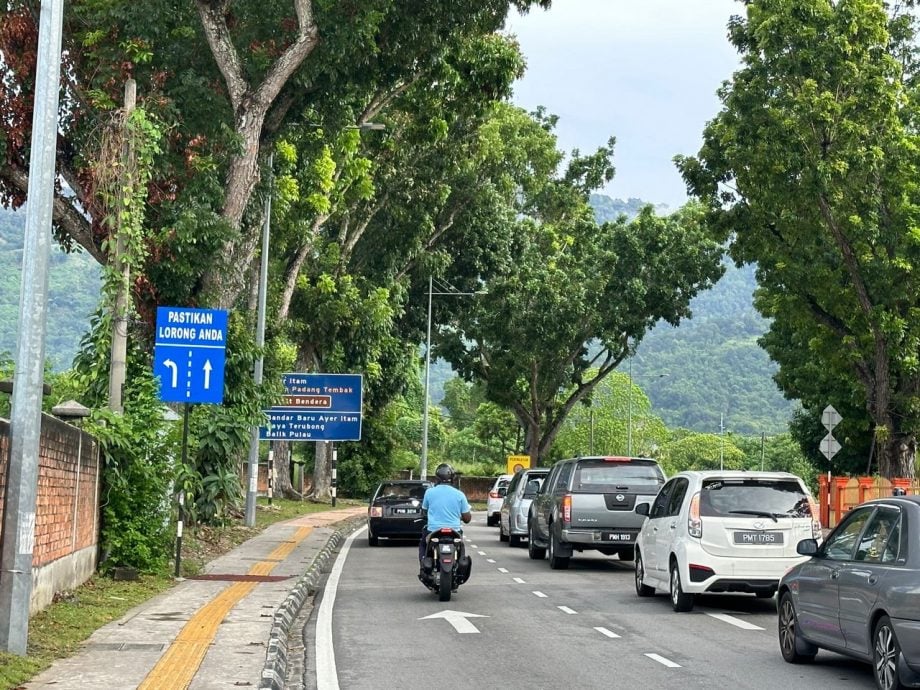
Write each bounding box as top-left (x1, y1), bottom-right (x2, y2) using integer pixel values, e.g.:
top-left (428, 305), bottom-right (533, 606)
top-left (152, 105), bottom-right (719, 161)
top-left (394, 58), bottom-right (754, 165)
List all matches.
top-left (497, 567), bottom-right (509, 573)
top-left (594, 627), bottom-right (621, 639)
top-left (513, 577), bottom-right (526, 584)
top-left (557, 606), bottom-right (577, 615)
top-left (645, 653), bottom-right (681, 668)
top-left (478, 551), bottom-right (487, 556)
top-left (705, 612), bottom-right (765, 630)
top-left (486, 559), bottom-right (496, 563)
top-left (533, 591), bottom-right (547, 598)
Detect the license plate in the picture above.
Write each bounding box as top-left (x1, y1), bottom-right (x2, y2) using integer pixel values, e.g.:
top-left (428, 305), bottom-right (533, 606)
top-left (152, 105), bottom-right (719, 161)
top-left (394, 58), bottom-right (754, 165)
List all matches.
top-left (601, 532), bottom-right (634, 542)
top-left (734, 531), bottom-right (784, 544)
top-left (440, 544), bottom-right (454, 553)
top-left (394, 508), bottom-right (418, 514)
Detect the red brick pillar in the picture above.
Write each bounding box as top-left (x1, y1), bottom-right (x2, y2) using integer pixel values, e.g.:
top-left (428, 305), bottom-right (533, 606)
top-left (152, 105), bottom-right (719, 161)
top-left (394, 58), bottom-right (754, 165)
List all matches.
top-left (832, 477), bottom-right (849, 528)
top-left (817, 474), bottom-right (830, 528)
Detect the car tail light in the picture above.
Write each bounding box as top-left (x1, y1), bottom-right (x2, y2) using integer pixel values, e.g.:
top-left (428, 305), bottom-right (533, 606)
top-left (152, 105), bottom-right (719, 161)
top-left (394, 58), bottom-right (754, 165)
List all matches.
top-left (489, 491), bottom-right (500, 499)
top-left (688, 492), bottom-right (702, 538)
top-left (369, 506), bottom-right (382, 517)
top-left (688, 563), bottom-right (714, 583)
top-left (808, 497), bottom-right (821, 539)
top-left (562, 494), bottom-right (572, 524)
top-left (603, 456), bottom-right (630, 462)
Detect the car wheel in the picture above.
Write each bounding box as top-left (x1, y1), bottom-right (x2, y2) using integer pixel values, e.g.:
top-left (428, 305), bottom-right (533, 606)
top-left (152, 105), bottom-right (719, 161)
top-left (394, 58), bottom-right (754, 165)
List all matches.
top-left (548, 527), bottom-right (570, 570)
top-left (487, 514), bottom-right (497, 527)
top-left (618, 546), bottom-right (635, 561)
top-left (634, 550), bottom-right (655, 597)
top-left (509, 534), bottom-right (522, 548)
top-left (368, 531), bottom-right (378, 547)
top-left (528, 520), bottom-right (546, 560)
top-left (874, 615), bottom-right (905, 690)
top-left (499, 521), bottom-right (509, 542)
top-left (669, 561), bottom-right (694, 612)
top-left (777, 592), bottom-right (817, 664)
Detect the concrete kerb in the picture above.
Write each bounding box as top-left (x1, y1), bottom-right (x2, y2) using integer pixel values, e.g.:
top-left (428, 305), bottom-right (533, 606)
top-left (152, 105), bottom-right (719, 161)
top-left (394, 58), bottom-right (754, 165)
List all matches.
top-left (259, 516), bottom-right (365, 690)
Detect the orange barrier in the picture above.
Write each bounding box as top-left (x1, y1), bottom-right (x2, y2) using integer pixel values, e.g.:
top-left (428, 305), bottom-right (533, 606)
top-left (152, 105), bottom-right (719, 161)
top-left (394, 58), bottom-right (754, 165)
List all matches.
top-left (818, 475), bottom-right (920, 528)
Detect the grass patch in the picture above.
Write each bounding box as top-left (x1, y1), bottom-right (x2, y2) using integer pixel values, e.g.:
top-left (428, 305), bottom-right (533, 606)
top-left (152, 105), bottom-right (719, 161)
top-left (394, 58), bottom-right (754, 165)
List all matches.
top-left (0, 497), bottom-right (361, 690)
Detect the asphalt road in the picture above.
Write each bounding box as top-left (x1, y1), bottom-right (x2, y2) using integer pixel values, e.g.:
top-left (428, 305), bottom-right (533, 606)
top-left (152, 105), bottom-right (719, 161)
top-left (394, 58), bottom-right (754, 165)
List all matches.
top-left (301, 513), bottom-right (875, 690)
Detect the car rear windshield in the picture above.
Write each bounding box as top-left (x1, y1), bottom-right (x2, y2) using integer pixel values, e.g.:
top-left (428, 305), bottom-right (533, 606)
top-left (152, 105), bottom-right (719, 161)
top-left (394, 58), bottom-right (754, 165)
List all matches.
top-left (572, 459), bottom-right (664, 491)
top-left (700, 479), bottom-right (810, 518)
top-left (375, 483), bottom-right (429, 501)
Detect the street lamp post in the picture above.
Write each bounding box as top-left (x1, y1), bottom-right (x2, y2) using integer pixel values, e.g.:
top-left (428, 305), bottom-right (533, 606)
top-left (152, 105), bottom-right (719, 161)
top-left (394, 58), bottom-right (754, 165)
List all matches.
top-left (419, 278), bottom-right (481, 480)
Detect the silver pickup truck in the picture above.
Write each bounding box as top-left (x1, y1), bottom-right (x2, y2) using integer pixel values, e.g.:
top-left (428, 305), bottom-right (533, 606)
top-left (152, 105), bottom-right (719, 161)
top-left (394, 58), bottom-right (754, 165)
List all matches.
top-left (528, 455), bottom-right (665, 569)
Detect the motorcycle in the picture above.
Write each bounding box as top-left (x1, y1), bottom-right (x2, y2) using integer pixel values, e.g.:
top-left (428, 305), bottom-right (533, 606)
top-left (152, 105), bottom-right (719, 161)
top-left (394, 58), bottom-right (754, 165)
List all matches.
top-left (419, 527), bottom-right (472, 601)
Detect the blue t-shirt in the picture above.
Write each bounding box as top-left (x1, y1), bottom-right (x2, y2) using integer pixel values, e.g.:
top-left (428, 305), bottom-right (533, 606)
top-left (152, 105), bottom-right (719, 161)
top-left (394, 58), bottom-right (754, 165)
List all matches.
top-left (422, 484), bottom-right (471, 531)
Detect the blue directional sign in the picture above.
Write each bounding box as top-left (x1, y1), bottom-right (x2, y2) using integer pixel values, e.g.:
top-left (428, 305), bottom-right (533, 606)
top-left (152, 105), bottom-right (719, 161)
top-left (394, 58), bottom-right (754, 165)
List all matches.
top-left (153, 307), bottom-right (228, 404)
top-left (260, 373), bottom-right (363, 441)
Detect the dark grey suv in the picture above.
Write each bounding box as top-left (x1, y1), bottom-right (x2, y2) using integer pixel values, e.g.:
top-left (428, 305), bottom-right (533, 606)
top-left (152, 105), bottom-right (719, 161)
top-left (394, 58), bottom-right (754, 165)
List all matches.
top-left (528, 456), bottom-right (665, 569)
top-left (777, 495), bottom-right (920, 690)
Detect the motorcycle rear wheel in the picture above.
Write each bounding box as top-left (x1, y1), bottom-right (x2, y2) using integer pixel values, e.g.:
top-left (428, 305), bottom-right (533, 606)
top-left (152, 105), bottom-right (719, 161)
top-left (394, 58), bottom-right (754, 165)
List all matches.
top-left (438, 570), bottom-right (452, 601)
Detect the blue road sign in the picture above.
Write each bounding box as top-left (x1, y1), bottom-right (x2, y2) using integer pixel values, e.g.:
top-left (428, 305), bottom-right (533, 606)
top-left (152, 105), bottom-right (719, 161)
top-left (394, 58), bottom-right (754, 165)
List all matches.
top-left (153, 307), bottom-right (228, 404)
top-left (260, 373), bottom-right (363, 441)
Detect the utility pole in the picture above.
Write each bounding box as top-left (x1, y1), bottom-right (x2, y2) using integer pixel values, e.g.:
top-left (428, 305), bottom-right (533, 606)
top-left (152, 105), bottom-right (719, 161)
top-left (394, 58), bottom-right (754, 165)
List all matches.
top-left (420, 277), bottom-right (433, 481)
top-left (761, 432), bottom-right (766, 471)
top-left (626, 358), bottom-right (633, 456)
top-left (0, 0), bottom-right (65, 655)
top-left (719, 414), bottom-right (725, 471)
top-left (107, 79), bottom-right (137, 413)
top-left (245, 153), bottom-right (273, 527)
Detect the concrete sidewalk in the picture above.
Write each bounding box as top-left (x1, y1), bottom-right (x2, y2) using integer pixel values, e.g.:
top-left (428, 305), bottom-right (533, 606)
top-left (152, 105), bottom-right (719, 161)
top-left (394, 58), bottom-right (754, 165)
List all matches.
top-left (23, 506), bottom-right (366, 690)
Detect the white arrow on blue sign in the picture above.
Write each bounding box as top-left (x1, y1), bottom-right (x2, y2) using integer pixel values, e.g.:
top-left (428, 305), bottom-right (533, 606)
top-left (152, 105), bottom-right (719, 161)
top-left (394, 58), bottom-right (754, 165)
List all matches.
top-left (153, 307), bottom-right (228, 404)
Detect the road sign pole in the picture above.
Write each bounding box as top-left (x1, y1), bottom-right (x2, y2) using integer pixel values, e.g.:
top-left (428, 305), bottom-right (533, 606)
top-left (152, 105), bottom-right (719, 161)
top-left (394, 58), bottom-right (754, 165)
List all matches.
top-left (331, 446), bottom-right (337, 507)
top-left (174, 404), bottom-right (190, 579)
top-left (267, 442), bottom-right (274, 506)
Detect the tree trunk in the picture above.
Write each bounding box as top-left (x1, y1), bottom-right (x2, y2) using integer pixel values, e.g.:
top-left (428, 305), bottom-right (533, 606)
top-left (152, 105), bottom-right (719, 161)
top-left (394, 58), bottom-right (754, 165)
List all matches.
top-left (880, 433), bottom-right (916, 479)
top-left (273, 441), bottom-right (302, 499)
top-left (311, 441), bottom-right (332, 500)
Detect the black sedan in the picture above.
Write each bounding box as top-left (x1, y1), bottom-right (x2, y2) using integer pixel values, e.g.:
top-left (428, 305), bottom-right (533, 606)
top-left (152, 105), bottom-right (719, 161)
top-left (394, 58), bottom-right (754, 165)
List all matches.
top-left (777, 495), bottom-right (920, 690)
top-left (366, 480), bottom-right (432, 546)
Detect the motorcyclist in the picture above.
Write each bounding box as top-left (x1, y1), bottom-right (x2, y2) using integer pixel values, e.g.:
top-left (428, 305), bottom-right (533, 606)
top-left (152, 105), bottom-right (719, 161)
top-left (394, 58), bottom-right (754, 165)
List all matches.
top-left (418, 463), bottom-right (471, 578)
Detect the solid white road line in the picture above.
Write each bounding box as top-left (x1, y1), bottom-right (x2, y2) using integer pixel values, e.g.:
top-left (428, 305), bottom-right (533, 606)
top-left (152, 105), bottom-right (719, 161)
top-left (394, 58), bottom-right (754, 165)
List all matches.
top-left (533, 591), bottom-right (547, 598)
top-left (705, 612), bottom-right (765, 630)
top-left (645, 653), bottom-right (682, 668)
top-left (513, 577), bottom-right (526, 584)
top-left (557, 606), bottom-right (577, 614)
top-left (316, 526), bottom-right (364, 690)
top-left (594, 627), bottom-right (621, 639)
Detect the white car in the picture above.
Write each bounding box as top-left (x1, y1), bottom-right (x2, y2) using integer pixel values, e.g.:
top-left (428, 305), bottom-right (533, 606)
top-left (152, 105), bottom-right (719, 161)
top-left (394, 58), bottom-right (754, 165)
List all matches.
top-left (634, 470), bottom-right (821, 612)
top-left (486, 474), bottom-right (513, 526)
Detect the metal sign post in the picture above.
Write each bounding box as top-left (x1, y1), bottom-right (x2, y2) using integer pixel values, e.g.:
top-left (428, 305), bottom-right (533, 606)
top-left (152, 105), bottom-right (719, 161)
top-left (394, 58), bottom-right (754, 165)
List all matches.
top-left (154, 307), bottom-right (228, 579)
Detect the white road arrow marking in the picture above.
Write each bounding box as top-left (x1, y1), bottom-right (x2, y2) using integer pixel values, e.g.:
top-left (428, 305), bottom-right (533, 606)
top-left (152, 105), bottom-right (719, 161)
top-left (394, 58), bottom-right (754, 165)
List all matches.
top-left (418, 610), bottom-right (488, 634)
top-left (203, 359), bottom-right (212, 389)
top-left (163, 359), bottom-right (178, 388)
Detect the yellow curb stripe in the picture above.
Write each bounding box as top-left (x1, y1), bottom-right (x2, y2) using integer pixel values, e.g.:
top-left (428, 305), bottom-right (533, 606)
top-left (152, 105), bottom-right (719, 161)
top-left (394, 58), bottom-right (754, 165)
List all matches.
top-left (138, 525), bottom-right (313, 690)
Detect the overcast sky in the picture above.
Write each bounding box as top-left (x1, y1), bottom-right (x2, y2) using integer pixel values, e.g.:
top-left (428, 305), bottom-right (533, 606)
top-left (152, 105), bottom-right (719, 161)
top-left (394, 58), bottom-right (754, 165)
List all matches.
top-left (505, 0), bottom-right (742, 209)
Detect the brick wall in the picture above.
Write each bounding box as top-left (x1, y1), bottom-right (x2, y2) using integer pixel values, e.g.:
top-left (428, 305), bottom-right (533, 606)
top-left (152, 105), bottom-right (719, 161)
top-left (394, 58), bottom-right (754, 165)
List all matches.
top-left (0, 414), bottom-right (100, 613)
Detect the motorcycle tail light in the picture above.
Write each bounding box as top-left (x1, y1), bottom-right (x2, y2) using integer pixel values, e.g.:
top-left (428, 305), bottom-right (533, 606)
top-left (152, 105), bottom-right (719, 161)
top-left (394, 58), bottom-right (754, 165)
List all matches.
top-left (688, 492), bottom-right (702, 538)
top-left (369, 507), bottom-right (382, 517)
top-left (562, 494), bottom-right (572, 524)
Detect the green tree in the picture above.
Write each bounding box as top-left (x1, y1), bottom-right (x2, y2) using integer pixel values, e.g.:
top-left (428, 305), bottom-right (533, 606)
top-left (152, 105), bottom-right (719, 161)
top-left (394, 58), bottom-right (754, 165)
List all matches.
top-left (678, 0), bottom-right (920, 477)
top-left (659, 430), bottom-right (745, 477)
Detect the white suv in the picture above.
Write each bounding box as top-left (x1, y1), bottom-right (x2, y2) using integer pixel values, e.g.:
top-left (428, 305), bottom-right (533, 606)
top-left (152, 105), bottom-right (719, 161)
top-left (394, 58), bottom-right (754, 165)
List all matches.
top-left (633, 471), bottom-right (821, 612)
top-left (486, 474), bottom-right (513, 526)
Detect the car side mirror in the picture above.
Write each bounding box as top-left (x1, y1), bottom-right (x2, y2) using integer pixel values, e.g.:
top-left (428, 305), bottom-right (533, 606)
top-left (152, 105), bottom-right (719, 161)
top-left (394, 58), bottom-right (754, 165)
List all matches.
top-left (635, 502), bottom-right (650, 517)
top-left (796, 538), bottom-right (819, 556)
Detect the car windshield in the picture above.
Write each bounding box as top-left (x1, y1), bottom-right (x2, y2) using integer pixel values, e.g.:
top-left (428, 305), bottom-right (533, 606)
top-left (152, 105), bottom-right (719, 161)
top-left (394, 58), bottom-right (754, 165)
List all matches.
top-left (572, 460), bottom-right (664, 491)
top-left (700, 479), bottom-right (809, 518)
top-left (375, 483), bottom-right (428, 501)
